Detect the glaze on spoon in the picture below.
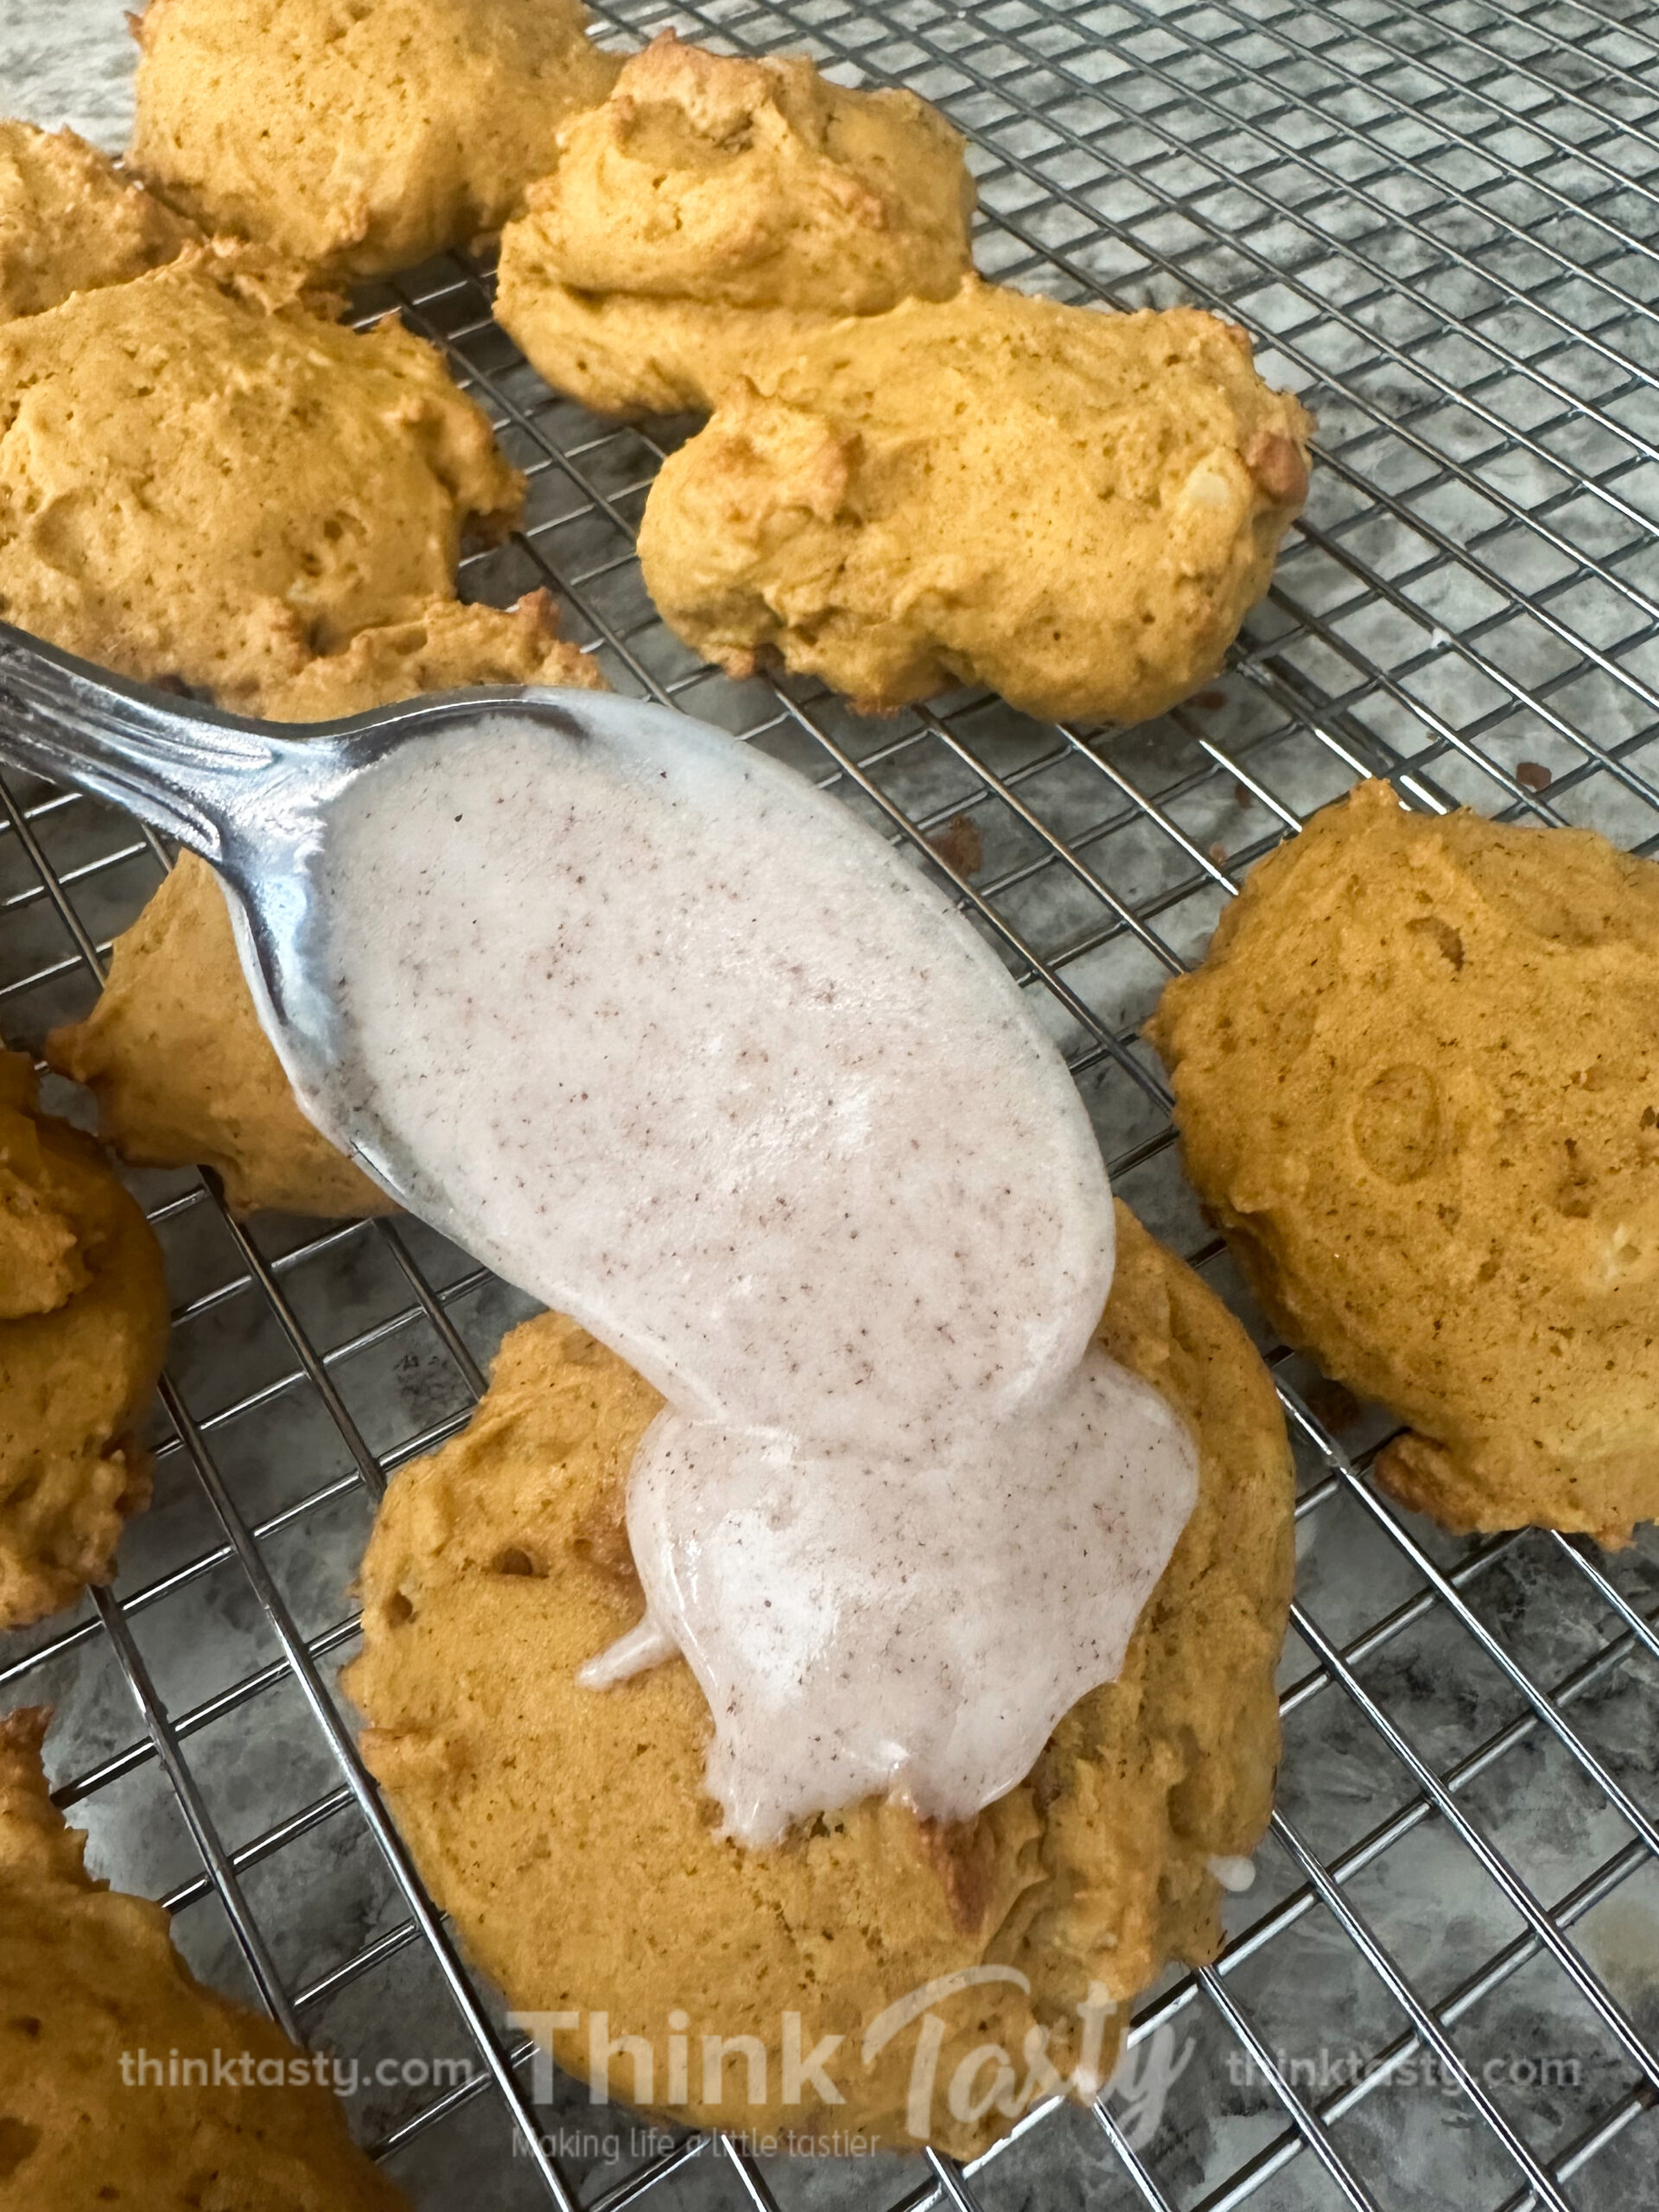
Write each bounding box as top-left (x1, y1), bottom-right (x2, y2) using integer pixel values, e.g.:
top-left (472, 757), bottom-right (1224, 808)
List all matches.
top-left (292, 715), bottom-right (1198, 1843)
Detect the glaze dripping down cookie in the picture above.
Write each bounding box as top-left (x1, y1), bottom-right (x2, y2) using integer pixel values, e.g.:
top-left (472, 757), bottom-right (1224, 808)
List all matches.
top-left (277, 707), bottom-right (1198, 1838)
top-left (346, 1206), bottom-right (1294, 2158)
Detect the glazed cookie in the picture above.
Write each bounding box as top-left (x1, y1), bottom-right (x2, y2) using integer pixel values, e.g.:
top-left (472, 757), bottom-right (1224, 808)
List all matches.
top-left (0, 1051), bottom-right (168, 1630)
top-left (0, 245), bottom-right (522, 709)
top-left (636, 282), bottom-right (1313, 722)
top-left (1148, 778), bottom-right (1659, 1545)
top-left (0, 1708), bottom-right (408, 2207)
top-left (130, 0), bottom-right (621, 279)
top-left (48, 597), bottom-right (606, 1218)
top-left (0, 119), bottom-right (194, 324)
top-left (496, 31), bottom-right (975, 416)
top-left (345, 1203), bottom-right (1294, 2158)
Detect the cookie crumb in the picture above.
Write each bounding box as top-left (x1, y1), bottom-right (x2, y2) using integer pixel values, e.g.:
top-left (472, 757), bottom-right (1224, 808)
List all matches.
top-left (928, 812), bottom-right (983, 877)
top-left (1516, 760), bottom-right (1553, 792)
top-left (1243, 428), bottom-right (1309, 505)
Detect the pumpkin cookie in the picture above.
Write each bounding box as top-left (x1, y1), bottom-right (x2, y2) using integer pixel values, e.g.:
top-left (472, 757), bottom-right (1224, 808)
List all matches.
top-left (130, 0), bottom-right (621, 279)
top-left (0, 1051), bottom-right (168, 1630)
top-left (636, 282), bottom-right (1312, 722)
top-left (48, 597), bottom-right (606, 1218)
top-left (0, 1708), bottom-right (408, 2207)
top-left (496, 32), bottom-right (976, 417)
top-left (345, 1203), bottom-right (1294, 2158)
top-left (1147, 778), bottom-right (1659, 1544)
top-left (0, 119), bottom-right (194, 324)
top-left (0, 245), bottom-right (522, 709)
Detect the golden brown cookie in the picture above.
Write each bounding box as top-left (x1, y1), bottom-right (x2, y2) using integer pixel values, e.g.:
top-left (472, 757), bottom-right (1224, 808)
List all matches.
top-left (0, 1074), bottom-right (87, 1325)
top-left (344, 1202), bottom-right (1294, 2158)
top-left (47, 852), bottom-right (389, 1223)
top-left (1147, 777), bottom-right (1659, 1545)
top-left (496, 31), bottom-right (976, 417)
top-left (0, 118), bottom-right (194, 324)
top-left (130, 0), bottom-right (622, 279)
top-left (47, 597), bottom-right (607, 1217)
top-left (636, 282), bottom-right (1313, 722)
top-left (0, 1707), bottom-right (409, 2208)
top-left (0, 1052), bottom-right (168, 1630)
top-left (0, 244), bottom-right (522, 709)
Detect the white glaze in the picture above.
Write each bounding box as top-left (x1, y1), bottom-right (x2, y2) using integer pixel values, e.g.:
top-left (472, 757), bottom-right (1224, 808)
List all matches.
top-left (624, 1351), bottom-right (1193, 1838)
top-left (295, 711), bottom-right (1198, 1843)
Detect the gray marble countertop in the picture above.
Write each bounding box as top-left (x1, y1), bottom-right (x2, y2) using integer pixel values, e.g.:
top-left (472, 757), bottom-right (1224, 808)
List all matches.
top-left (3, 0), bottom-right (136, 148)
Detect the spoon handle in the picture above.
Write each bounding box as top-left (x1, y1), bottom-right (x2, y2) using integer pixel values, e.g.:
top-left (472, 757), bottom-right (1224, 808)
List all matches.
top-left (0, 622), bottom-right (278, 861)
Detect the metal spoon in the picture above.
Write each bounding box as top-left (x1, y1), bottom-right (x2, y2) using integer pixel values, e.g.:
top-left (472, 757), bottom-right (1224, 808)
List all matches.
top-left (0, 620), bottom-right (1117, 1435)
top-left (0, 616), bottom-right (736, 1215)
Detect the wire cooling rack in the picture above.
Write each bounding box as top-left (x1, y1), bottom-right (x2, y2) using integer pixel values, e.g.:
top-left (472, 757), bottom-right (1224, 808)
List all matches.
top-left (3, 0), bottom-right (1659, 2206)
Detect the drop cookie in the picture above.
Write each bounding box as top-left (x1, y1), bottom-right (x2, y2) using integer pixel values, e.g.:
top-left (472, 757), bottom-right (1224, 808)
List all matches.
top-left (0, 1708), bottom-right (409, 2207)
top-left (0, 1050), bottom-right (168, 1630)
top-left (344, 1202), bottom-right (1294, 2158)
top-left (0, 245), bottom-right (522, 709)
top-left (636, 281), bottom-right (1313, 723)
top-left (495, 31), bottom-right (975, 417)
top-left (130, 0), bottom-right (621, 278)
top-left (48, 597), bottom-right (606, 1218)
top-left (0, 118), bottom-right (194, 324)
top-left (1147, 777), bottom-right (1659, 1544)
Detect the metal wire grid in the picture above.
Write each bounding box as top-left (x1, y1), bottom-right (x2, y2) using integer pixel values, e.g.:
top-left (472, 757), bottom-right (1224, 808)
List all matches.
top-left (2, 0), bottom-right (1659, 2204)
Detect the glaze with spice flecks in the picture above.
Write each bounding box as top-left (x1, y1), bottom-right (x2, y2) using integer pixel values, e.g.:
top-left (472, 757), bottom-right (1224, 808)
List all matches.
top-left (294, 715), bottom-right (1197, 1844)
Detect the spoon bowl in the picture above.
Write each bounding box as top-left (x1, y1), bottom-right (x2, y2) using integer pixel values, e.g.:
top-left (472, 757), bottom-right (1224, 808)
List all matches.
top-left (0, 619), bottom-right (763, 1213)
